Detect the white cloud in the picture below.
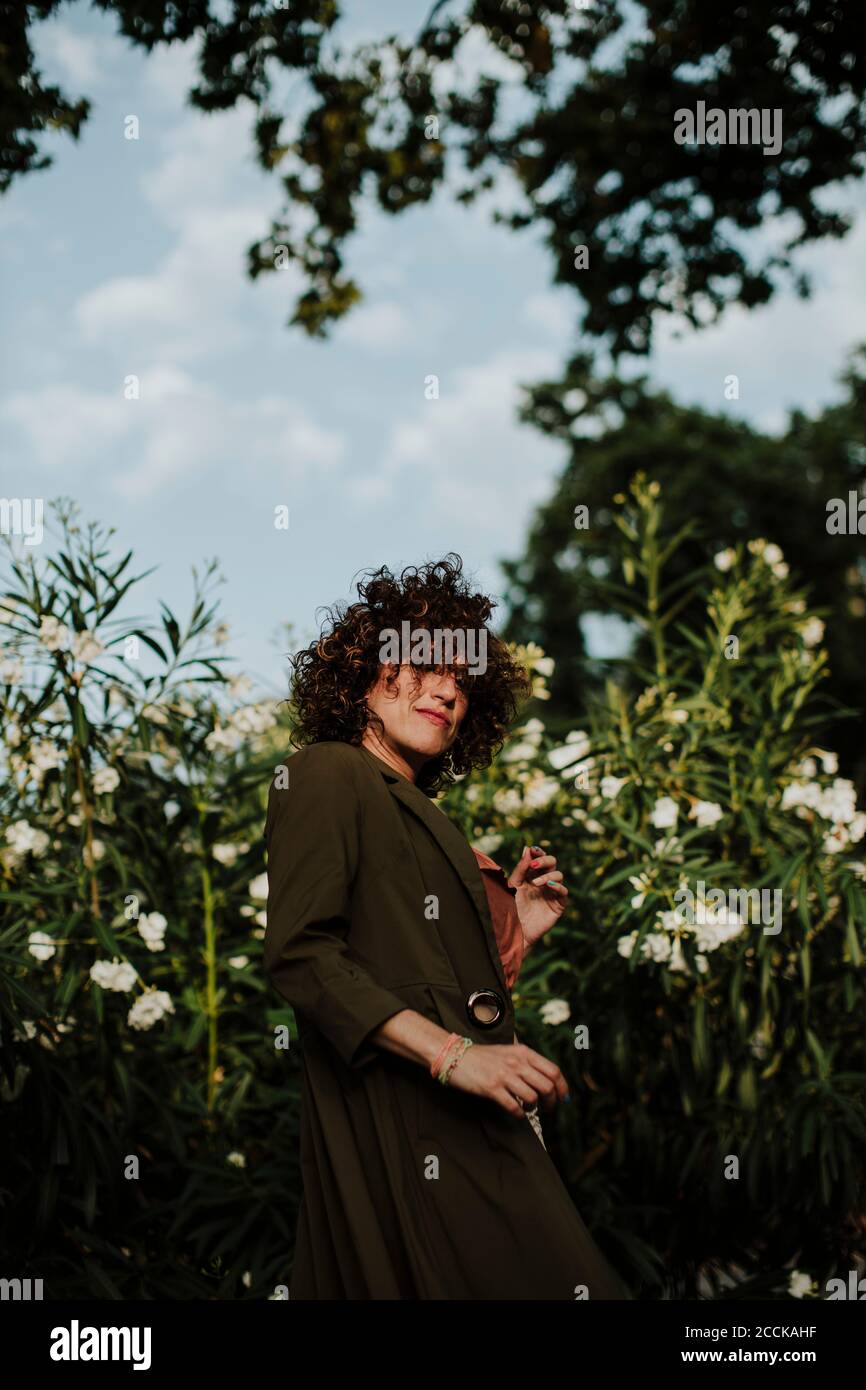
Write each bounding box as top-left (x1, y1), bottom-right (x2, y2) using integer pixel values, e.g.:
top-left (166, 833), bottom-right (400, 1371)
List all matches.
top-left (522, 290), bottom-right (575, 341)
top-left (35, 24), bottom-right (115, 87)
top-left (1, 366), bottom-right (345, 500)
top-left (336, 300), bottom-right (412, 350)
top-left (73, 100), bottom-right (287, 364)
top-left (347, 346), bottom-right (562, 541)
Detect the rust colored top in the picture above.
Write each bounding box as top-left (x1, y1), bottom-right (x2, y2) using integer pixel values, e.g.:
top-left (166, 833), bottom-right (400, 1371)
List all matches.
top-left (471, 847), bottom-right (525, 991)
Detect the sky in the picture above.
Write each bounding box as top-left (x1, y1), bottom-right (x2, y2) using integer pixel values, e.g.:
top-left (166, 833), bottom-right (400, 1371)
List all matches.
top-left (2, 0), bottom-right (865, 700)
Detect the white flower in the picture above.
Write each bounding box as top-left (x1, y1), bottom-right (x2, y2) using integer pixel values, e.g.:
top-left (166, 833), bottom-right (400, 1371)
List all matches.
top-left (83, 839), bottom-right (105, 868)
top-left (472, 833), bottom-right (503, 855)
top-left (212, 842), bottom-right (240, 866)
top-left (163, 800), bottom-right (181, 821)
top-left (248, 872), bottom-right (269, 902)
top-left (6, 820), bottom-right (50, 857)
top-left (823, 828), bottom-right (849, 854)
top-left (228, 955), bottom-right (250, 969)
top-left (137, 912), bottom-right (168, 952)
top-left (522, 775), bottom-right (560, 810)
top-left (628, 871), bottom-right (653, 908)
top-left (39, 615), bottom-right (71, 651)
top-left (548, 732), bottom-right (591, 769)
top-left (788, 1270), bottom-right (815, 1299)
top-left (666, 937), bottom-right (690, 973)
top-left (713, 548), bottom-right (736, 572)
top-left (93, 766), bottom-right (120, 795)
top-left (533, 657), bottom-right (554, 677)
top-left (539, 998), bottom-right (570, 1026)
top-left (815, 748), bottom-right (838, 775)
top-left (843, 861), bottom-right (866, 881)
top-left (650, 797), bottom-right (679, 830)
top-left (28, 931), bottom-right (56, 961)
top-left (71, 630), bottom-right (104, 665)
top-left (90, 958), bottom-right (138, 991)
top-left (798, 617), bottom-right (824, 648)
top-left (600, 774), bottom-right (628, 800)
top-left (127, 990), bottom-right (175, 1031)
top-left (142, 703), bottom-right (169, 726)
top-left (664, 708), bottom-right (689, 724)
top-left (40, 697), bottom-right (69, 724)
top-left (228, 674), bottom-right (254, 698)
top-left (640, 932), bottom-right (672, 963)
top-left (693, 913), bottom-right (745, 952)
top-left (492, 787), bottom-right (522, 816)
top-left (762, 543), bottom-right (784, 567)
top-left (29, 740), bottom-right (63, 775)
top-left (689, 800), bottom-right (724, 829)
top-left (0, 655), bottom-right (24, 683)
top-left (500, 740), bottom-right (538, 764)
top-left (617, 932), bottom-right (637, 959)
top-left (226, 1150), bottom-right (246, 1168)
top-left (653, 835), bottom-right (684, 862)
top-left (205, 725), bottom-right (243, 754)
top-left (230, 703), bottom-right (278, 736)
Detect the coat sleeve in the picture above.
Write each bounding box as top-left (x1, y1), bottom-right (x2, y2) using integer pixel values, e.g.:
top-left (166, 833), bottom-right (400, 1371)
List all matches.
top-left (263, 742), bottom-right (408, 1069)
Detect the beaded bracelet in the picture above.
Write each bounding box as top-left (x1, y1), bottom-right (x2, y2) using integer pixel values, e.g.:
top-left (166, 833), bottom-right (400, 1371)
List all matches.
top-left (429, 1031), bottom-right (460, 1080)
top-left (437, 1035), bottom-right (473, 1086)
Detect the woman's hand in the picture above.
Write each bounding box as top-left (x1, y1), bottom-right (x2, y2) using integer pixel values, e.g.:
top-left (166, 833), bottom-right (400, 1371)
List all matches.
top-left (508, 845), bottom-right (568, 949)
top-left (444, 1040), bottom-right (569, 1118)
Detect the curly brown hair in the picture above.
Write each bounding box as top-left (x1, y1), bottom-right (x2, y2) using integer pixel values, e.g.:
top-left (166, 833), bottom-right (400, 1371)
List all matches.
top-left (286, 554), bottom-right (532, 793)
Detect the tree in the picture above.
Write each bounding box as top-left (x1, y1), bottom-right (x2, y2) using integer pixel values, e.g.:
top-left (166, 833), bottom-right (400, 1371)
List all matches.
top-left (3, 1), bottom-right (864, 352)
top-left (500, 344), bottom-right (866, 786)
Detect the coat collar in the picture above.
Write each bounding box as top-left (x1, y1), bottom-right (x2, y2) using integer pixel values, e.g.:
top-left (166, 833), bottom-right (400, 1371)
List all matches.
top-left (356, 744), bottom-right (509, 995)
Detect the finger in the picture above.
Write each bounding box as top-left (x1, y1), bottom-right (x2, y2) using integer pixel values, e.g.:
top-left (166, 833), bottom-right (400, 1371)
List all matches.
top-left (501, 1074), bottom-right (540, 1108)
top-left (518, 1064), bottom-right (561, 1111)
top-left (527, 854), bottom-right (557, 875)
top-left (508, 846), bottom-right (539, 888)
top-left (494, 1086), bottom-right (532, 1119)
top-left (519, 1050), bottom-right (569, 1101)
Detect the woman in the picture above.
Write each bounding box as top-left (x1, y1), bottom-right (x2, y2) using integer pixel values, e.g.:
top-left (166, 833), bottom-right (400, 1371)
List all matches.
top-left (264, 556), bottom-right (630, 1300)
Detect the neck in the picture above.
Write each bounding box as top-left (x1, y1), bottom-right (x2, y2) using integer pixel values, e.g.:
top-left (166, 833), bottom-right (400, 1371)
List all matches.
top-left (360, 728), bottom-right (425, 783)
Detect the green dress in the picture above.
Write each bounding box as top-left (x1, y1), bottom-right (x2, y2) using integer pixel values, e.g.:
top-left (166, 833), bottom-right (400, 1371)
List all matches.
top-left (264, 740), bottom-right (631, 1300)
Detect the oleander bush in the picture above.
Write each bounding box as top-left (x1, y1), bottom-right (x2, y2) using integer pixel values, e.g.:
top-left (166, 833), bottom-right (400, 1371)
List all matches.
top-left (442, 476), bottom-right (866, 1298)
top-left (1, 487), bottom-right (864, 1299)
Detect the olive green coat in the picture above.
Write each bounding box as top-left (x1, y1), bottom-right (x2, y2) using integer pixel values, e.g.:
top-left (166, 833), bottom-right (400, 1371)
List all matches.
top-left (263, 740), bottom-right (630, 1300)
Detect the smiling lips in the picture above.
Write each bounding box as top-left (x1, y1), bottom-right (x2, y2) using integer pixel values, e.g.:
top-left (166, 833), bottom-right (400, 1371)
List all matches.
top-left (416, 707), bottom-right (449, 730)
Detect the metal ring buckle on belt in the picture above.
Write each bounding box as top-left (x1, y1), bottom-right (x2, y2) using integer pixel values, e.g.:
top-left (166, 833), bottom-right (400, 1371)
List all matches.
top-left (466, 988), bottom-right (505, 1029)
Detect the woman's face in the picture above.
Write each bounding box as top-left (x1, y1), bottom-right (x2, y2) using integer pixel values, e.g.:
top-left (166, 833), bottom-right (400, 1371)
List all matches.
top-left (363, 662), bottom-right (469, 773)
